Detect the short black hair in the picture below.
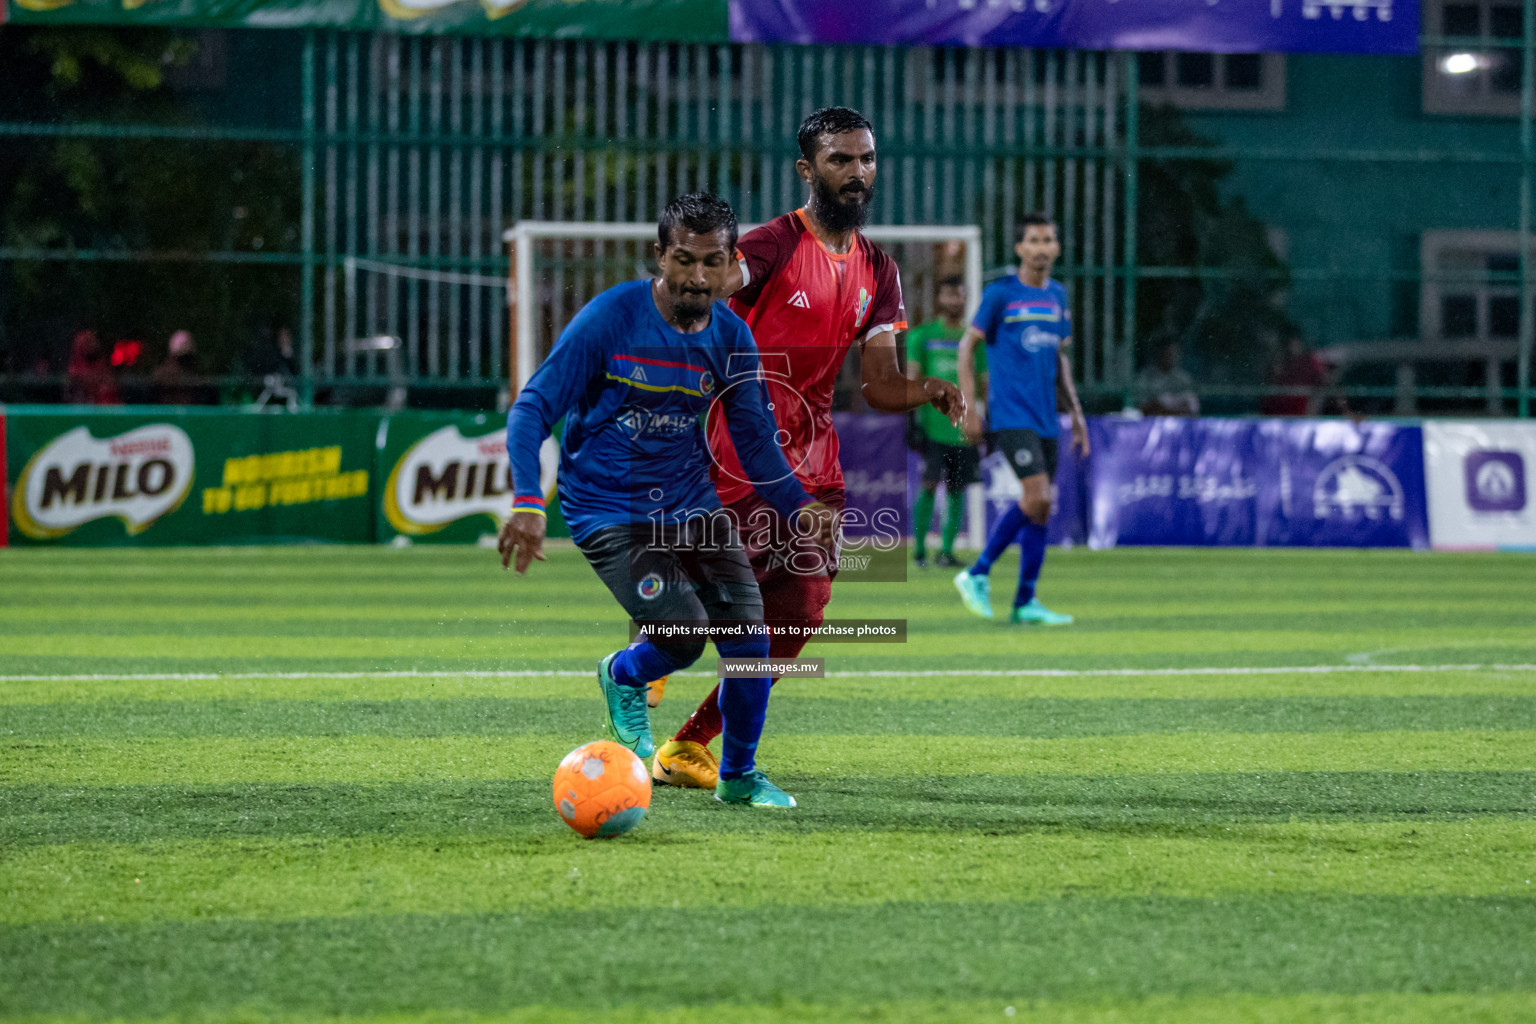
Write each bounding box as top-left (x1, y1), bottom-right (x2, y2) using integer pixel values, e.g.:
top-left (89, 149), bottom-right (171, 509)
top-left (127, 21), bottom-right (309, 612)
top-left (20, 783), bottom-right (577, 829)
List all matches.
top-left (1016, 213), bottom-right (1057, 244)
top-left (797, 106), bottom-right (875, 163)
top-left (937, 274), bottom-right (965, 291)
top-left (657, 192), bottom-right (738, 251)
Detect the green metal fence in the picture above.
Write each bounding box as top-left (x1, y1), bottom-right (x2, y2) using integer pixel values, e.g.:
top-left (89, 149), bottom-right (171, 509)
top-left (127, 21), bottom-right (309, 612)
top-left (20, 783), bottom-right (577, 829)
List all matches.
top-left (1, 26), bottom-right (1533, 415)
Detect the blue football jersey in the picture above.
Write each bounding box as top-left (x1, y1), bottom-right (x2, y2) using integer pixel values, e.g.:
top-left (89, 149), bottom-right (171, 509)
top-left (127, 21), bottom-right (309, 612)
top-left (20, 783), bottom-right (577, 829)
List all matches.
top-left (971, 276), bottom-right (1072, 437)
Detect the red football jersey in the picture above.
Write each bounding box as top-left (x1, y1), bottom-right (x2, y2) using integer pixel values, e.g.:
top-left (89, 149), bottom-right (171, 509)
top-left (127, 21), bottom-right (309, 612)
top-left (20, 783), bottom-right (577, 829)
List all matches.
top-left (708, 209), bottom-right (907, 505)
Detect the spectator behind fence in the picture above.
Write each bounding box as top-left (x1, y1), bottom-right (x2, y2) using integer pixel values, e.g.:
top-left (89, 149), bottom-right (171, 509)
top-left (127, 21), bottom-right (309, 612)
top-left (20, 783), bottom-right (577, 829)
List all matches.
top-left (241, 324), bottom-right (300, 409)
top-left (1134, 341), bottom-right (1199, 417)
top-left (153, 329), bottom-right (208, 405)
top-left (242, 324), bottom-right (298, 379)
top-left (64, 330), bottom-right (122, 405)
top-left (1261, 331), bottom-right (1353, 417)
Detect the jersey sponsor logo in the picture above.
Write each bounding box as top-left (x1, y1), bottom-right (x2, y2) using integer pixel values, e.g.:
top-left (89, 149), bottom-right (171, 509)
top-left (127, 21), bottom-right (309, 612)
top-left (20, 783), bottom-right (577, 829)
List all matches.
top-left (617, 408), bottom-right (698, 441)
top-left (384, 424), bottom-right (556, 536)
top-left (1018, 325), bottom-right (1063, 353)
top-left (787, 289), bottom-right (812, 309)
top-left (11, 424), bottom-right (194, 540)
top-left (1312, 454), bottom-right (1405, 522)
top-left (637, 573), bottom-right (665, 600)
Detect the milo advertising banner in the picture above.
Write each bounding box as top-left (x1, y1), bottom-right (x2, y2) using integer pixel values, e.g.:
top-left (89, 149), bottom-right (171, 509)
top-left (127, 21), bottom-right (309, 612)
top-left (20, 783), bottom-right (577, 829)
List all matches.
top-left (376, 410), bottom-right (566, 544)
top-left (4, 408), bottom-right (376, 545)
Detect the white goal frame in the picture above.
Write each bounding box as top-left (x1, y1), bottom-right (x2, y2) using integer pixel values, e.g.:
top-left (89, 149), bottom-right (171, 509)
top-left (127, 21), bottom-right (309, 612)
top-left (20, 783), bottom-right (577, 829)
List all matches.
top-left (502, 220), bottom-right (985, 390)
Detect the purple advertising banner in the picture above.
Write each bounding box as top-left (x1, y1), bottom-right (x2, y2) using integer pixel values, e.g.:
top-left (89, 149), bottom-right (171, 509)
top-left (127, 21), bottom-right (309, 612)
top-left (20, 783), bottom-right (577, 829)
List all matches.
top-left (730, 0), bottom-right (1417, 56)
top-left (834, 412), bottom-right (909, 538)
top-left (1088, 418), bottom-right (1264, 548)
top-left (834, 414), bottom-right (1425, 551)
top-left (1088, 417), bottom-right (1428, 549)
top-left (1255, 419), bottom-right (1429, 548)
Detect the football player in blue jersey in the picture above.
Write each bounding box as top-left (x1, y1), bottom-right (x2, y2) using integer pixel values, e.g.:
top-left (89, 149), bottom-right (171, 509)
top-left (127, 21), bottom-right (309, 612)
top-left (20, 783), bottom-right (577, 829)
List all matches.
top-left (953, 213), bottom-right (1089, 625)
top-left (500, 193), bottom-right (835, 809)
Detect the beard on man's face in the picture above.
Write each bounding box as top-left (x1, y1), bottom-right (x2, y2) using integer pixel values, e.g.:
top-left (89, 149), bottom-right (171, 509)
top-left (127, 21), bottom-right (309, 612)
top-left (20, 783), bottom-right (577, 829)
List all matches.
top-left (668, 279), bottom-right (714, 325)
top-left (809, 171), bottom-right (873, 233)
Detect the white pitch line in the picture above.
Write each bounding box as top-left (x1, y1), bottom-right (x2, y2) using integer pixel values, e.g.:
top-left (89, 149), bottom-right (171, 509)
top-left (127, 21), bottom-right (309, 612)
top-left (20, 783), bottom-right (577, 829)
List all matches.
top-left (1, 664), bottom-right (1535, 683)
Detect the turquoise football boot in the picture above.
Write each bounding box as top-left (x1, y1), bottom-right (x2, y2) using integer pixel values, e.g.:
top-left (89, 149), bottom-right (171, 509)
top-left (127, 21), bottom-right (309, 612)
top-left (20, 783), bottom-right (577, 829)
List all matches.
top-left (953, 569), bottom-right (994, 619)
top-left (1010, 598), bottom-right (1074, 626)
top-left (597, 651), bottom-right (655, 759)
top-left (714, 770), bottom-right (797, 808)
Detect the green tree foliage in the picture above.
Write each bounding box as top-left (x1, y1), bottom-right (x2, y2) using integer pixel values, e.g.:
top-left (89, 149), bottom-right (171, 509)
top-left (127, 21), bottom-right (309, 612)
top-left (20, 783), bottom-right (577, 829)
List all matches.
top-left (0, 27), bottom-right (299, 385)
top-left (1136, 103), bottom-right (1292, 385)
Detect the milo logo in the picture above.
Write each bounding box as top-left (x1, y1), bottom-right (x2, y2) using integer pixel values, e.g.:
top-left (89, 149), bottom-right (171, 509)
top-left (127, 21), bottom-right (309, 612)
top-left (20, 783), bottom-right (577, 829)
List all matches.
top-left (384, 424), bottom-right (557, 535)
top-left (12, 424), bottom-right (195, 539)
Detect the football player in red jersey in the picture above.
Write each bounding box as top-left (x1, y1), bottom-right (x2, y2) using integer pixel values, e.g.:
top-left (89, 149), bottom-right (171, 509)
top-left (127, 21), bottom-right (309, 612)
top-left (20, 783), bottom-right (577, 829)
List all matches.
top-left (649, 106), bottom-right (966, 791)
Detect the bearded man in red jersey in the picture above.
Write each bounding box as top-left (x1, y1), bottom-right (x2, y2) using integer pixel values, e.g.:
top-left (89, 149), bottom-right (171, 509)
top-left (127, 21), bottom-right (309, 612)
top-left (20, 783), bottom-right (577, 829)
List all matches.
top-left (648, 106), bottom-right (966, 791)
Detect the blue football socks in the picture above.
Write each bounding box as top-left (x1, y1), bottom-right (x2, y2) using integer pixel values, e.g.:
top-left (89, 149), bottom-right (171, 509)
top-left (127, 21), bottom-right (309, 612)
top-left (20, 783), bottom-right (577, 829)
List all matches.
top-left (1015, 519), bottom-right (1048, 608)
top-left (715, 637), bottom-right (771, 779)
top-left (972, 504), bottom-right (1026, 577)
top-left (609, 634), bottom-right (679, 688)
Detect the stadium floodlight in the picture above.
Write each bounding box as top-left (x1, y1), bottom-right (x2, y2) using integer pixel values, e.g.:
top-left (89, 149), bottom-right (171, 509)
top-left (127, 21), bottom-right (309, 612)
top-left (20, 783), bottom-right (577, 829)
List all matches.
top-left (1439, 52), bottom-right (1487, 74)
top-left (503, 221), bottom-right (984, 391)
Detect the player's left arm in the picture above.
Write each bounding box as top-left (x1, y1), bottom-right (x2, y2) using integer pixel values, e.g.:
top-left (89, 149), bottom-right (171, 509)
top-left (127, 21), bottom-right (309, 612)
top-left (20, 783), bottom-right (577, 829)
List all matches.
top-left (861, 330), bottom-right (964, 423)
top-left (1056, 337), bottom-right (1090, 457)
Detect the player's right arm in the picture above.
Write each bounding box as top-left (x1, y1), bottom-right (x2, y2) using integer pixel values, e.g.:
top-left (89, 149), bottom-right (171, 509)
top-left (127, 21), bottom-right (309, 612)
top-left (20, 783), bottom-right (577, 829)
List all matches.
top-left (958, 325), bottom-right (987, 444)
top-left (500, 305), bottom-right (608, 574)
top-left (960, 284), bottom-right (1003, 445)
top-left (903, 327), bottom-right (924, 382)
top-left (903, 327), bottom-right (926, 449)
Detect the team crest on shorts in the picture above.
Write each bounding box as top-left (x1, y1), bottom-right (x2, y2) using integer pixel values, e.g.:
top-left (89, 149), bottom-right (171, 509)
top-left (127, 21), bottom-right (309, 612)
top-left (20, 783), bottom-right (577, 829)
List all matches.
top-left (698, 371), bottom-right (714, 395)
top-left (1015, 448), bottom-right (1034, 467)
top-left (637, 573), bottom-right (665, 600)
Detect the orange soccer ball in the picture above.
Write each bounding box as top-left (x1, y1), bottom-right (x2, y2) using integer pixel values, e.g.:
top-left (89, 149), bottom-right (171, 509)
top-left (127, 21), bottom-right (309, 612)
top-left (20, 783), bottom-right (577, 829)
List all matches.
top-left (552, 740), bottom-right (652, 839)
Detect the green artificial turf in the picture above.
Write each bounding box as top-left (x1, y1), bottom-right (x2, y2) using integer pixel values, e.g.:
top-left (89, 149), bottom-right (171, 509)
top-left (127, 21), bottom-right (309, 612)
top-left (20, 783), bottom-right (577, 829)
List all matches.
top-left (2, 544), bottom-right (1534, 1023)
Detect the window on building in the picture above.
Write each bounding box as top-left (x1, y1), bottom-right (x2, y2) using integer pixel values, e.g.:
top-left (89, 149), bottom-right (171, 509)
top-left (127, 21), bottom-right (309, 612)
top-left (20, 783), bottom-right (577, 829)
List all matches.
top-left (1423, 0), bottom-right (1524, 115)
top-left (1136, 53), bottom-right (1286, 111)
top-left (1420, 231), bottom-right (1531, 342)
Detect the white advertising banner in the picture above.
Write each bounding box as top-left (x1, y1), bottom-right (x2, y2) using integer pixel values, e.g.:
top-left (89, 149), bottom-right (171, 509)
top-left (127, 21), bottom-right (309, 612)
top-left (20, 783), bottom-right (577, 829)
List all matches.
top-left (1424, 420), bottom-right (1536, 550)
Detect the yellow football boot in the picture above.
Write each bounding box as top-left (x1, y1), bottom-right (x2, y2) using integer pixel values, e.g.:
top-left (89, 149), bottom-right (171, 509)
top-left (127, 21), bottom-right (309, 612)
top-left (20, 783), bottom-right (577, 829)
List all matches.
top-left (647, 674), bottom-right (669, 709)
top-left (651, 739), bottom-right (719, 789)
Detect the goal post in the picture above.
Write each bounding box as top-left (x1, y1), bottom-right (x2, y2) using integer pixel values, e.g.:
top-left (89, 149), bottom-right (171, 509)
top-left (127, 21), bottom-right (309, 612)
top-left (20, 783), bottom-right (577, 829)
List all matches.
top-left (502, 221), bottom-right (985, 391)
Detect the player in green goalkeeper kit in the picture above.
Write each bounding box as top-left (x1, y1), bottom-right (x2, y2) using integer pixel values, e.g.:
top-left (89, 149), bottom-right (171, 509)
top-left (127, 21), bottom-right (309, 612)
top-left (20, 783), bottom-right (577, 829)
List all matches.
top-left (905, 274), bottom-right (985, 568)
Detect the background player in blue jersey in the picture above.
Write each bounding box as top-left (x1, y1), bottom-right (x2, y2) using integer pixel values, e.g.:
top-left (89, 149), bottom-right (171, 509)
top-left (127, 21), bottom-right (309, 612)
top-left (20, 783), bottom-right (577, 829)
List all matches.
top-left (499, 193), bottom-right (835, 808)
top-left (953, 213), bottom-right (1089, 626)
